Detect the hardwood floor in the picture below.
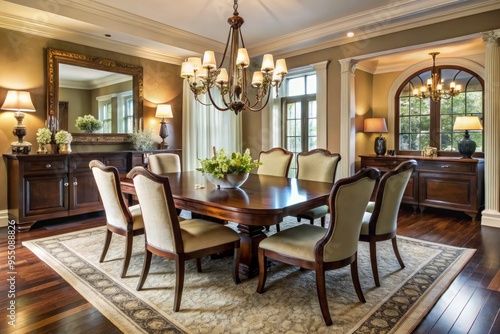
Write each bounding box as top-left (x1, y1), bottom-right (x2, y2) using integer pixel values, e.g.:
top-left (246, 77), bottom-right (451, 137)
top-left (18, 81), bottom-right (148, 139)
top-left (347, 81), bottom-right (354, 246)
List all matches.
top-left (1, 207), bottom-right (499, 333)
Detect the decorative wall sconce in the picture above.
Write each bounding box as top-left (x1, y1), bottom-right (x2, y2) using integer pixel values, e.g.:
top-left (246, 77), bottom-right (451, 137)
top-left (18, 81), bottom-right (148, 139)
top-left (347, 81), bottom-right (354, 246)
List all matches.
top-left (364, 117), bottom-right (388, 156)
top-left (453, 116), bottom-right (483, 159)
top-left (1, 90), bottom-right (36, 154)
top-left (155, 104), bottom-right (173, 149)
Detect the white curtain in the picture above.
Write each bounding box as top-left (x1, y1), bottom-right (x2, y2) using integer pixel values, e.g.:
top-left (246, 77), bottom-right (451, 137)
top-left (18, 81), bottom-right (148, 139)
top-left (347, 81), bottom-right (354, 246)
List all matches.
top-left (182, 80), bottom-right (242, 171)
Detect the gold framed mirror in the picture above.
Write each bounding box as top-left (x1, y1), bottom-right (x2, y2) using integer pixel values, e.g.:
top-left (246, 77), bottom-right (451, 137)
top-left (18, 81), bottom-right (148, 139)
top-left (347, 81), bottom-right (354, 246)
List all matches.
top-left (46, 48), bottom-right (144, 144)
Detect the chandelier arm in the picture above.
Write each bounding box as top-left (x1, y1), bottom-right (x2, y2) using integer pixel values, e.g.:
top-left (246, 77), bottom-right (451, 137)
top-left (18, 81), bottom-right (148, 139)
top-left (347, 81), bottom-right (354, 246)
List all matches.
top-left (206, 86), bottom-right (231, 112)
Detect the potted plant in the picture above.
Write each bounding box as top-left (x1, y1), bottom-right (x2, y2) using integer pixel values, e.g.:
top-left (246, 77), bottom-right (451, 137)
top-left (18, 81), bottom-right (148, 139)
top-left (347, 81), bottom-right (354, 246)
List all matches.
top-left (35, 127), bottom-right (52, 154)
top-left (129, 128), bottom-right (155, 151)
top-left (75, 114), bottom-right (103, 133)
top-left (197, 147), bottom-right (262, 188)
top-left (55, 130), bottom-right (73, 154)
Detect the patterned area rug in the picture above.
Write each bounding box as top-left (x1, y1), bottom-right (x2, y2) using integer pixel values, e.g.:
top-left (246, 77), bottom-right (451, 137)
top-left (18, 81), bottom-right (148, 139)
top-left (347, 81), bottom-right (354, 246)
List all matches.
top-left (23, 218), bottom-right (475, 334)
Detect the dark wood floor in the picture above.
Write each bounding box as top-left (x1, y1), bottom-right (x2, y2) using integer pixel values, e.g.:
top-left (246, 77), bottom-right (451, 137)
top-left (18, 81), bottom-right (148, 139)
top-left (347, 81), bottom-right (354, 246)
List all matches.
top-left (1, 207), bottom-right (499, 333)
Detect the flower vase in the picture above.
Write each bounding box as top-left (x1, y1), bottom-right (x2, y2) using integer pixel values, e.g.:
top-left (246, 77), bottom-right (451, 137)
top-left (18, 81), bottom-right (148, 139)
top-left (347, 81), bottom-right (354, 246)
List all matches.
top-left (59, 143), bottom-right (72, 154)
top-left (205, 173), bottom-right (249, 189)
top-left (37, 143), bottom-right (48, 154)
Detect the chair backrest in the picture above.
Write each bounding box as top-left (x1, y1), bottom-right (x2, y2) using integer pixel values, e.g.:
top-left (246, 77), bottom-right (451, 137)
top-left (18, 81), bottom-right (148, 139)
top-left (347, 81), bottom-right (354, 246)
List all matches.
top-left (127, 167), bottom-right (183, 253)
top-left (257, 147), bottom-right (293, 177)
top-left (148, 153), bottom-right (181, 174)
top-left (369, 160), bottom-right (417, 236)
top-left (296, 149), bottom-right (341, 183)
top-left (89, 160), bottom-right (133, 230)
top-left (317, 167), bottom-right (380, 262)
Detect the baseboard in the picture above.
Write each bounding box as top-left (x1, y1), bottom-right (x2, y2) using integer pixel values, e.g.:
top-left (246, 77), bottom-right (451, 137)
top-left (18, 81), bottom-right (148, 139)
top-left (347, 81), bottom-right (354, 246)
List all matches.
top-left (481, 209), bottom-right (500, 228)
top-left (0, 210), bottom-right (8, 227)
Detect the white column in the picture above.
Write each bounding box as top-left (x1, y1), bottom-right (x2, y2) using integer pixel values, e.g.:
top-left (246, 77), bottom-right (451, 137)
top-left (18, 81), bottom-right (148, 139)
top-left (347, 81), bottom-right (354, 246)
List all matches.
top-left (339, 58), bottom-right (358, 178)
top-left (481, 30), bottom-right (500, 228)
top-left (312, 61), bottom-right (330, 149)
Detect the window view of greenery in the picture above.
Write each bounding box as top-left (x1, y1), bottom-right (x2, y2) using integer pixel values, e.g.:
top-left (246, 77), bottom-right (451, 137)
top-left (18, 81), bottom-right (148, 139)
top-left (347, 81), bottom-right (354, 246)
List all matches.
top-left (398, 67), bottom-right (483, 154)
top-left (97, 91), bottom-right (133, 134)
top-left (282, 74), bottom-right (317, 176)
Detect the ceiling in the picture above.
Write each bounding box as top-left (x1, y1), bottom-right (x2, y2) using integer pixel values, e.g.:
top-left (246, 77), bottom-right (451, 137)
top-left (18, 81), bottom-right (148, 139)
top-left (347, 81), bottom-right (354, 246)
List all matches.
top-left (0, 0), bottom-right (498, 72)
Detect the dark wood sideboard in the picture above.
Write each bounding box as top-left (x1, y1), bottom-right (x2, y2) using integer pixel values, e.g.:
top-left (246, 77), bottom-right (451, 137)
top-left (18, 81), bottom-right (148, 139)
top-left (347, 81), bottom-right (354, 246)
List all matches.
top-left (359, 154), bottom-right (484, 220)
top-left (3, 150), bottom-right (181, 231)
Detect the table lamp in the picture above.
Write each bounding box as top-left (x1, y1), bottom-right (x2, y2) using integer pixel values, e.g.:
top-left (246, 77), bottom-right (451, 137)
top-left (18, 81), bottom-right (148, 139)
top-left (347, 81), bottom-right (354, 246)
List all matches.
top-left (155, 104), bottom-right (173, 149)
top-left (364, 117), bottom-right (388, 156)
top-left (1, 90), bottom-right (36, 154)
top-left (453, 116), bottom-right (483, 159)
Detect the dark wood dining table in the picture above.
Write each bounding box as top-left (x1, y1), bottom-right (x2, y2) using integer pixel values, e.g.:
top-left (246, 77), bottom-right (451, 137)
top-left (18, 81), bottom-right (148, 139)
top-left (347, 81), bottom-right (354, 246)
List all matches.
top-left (121, 171), bottom-right (333, 277)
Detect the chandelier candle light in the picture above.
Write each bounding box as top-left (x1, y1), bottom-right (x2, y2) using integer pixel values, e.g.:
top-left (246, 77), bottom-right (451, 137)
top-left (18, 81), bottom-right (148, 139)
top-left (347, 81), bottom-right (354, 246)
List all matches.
top-left (180, 0), bottom-right (288, 115)
top-left (413, 52), bottom-right (461, 102)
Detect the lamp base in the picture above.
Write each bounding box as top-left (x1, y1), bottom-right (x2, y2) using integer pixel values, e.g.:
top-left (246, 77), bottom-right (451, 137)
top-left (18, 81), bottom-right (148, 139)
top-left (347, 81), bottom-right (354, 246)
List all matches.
top-left (458, 137), bottom-right (476, 159)
top-left (158, 141), bottom-right (169, 150)
top-left (374, 136), bottom-right (387, 156)
top-left (12, 141), bottom-right (32, 154)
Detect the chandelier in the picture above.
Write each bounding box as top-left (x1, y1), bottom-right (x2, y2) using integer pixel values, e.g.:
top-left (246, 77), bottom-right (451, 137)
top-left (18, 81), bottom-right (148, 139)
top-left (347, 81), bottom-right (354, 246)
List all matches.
top-left (413, 52), bottom-right (461, 102)
top-left (180, 0), bottom-right (288, 115)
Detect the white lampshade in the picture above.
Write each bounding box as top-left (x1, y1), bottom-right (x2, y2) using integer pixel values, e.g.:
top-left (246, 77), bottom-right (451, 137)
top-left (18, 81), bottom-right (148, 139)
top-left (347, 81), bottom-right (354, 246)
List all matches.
top-left (275, 59), bottom-right (288, 75)
top-left (453, 116), bottom-right (483, 131)
top-left (364, 118), bottom-right (388, 133)
top-left (236, 48), bottom-right (249, 68)
top-left (202, 51), bottom-right (217, 69)
top-left (261, 54), bottom-right (274, 72)
top-left (1, 90), bottom-right (36, 112)
top-left (155, 104), bottom-right (173, 119)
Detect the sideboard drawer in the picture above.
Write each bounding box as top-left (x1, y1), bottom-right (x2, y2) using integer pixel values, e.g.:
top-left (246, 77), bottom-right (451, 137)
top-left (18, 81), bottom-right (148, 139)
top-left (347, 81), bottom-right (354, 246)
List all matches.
top-left (23, 157), bottom-right (67, 175)
top-left (418, 161), bottom-right (475, 173)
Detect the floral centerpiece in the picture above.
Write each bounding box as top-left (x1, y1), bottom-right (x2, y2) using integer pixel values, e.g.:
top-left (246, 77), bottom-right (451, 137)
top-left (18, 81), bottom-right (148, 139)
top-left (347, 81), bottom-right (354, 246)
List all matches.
top-left (75, 114), bottom-right (103, 133)
top-left (197, 147), bottom-right (262, 188)
top-left (55, 130), bottom-right (73, 154)
top-left (35, 128), bottom-right (52, 154)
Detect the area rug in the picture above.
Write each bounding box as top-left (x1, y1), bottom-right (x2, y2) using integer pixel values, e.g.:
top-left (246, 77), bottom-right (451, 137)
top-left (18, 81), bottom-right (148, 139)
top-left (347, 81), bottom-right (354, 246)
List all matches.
top-left (23, 218), bottom-right (475, 334)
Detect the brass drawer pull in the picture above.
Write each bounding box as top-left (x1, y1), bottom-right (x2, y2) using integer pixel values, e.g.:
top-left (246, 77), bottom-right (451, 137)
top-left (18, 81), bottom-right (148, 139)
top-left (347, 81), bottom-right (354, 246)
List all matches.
top-left (441, 165), bottom-right (450, 168)
top-left (45, 164), bottom-right (52, 168)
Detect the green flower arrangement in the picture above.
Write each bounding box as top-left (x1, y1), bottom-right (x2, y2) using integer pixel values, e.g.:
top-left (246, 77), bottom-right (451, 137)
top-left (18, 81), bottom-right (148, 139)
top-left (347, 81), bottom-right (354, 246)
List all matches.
top-left (197, 147), bottom-right (262, 179)
top-left (54, 130), bottom-right (73, 144)
top-left (36, 128), bottom-right (52, 145)
top-left (75, 114), bottom-right (103, 133)
top-left (129, 128), bottom-right (155, 151)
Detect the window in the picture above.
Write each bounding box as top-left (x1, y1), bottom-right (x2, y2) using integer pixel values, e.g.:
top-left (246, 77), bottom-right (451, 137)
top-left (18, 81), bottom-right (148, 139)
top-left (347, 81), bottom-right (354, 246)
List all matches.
top-left (97, 90), bottom-right (133, 133)
top-left (282, 73), bottom-right (317, 176)
top-left (396, 67), bottom-right (483, 156)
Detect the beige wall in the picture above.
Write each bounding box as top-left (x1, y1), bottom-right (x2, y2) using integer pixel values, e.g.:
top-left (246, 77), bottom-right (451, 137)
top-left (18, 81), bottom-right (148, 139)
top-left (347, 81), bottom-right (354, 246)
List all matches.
top-left (256, 10), bottom-right (500, 158)
top-left (0, 28), bottom-right (182, 219)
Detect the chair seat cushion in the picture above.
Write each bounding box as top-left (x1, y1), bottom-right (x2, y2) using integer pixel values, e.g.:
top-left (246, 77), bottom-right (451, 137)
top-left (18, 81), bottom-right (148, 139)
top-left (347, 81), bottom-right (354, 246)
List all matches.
top-left (365, 201), bottom-right (375, 213)
top-left (359, 211), bottom-right (372, 236)
top-left (297, 205), bottom-right (329, 220)
top-left (129, 204), bottom-right (144, 230)
top-left (181, 219), bottom-right (240, 253)
top-left (259, 224), bottom-right (327, 261)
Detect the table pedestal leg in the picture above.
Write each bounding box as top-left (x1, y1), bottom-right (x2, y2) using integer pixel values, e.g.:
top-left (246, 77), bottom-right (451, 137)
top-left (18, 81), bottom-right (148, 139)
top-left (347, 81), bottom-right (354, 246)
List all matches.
top-left (237, 224), bottom-right (266, 278)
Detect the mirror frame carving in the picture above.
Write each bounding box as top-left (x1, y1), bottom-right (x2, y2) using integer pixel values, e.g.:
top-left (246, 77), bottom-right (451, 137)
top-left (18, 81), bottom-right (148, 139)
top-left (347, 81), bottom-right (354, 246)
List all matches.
top-left (46, 48), bottom-right (144, 143)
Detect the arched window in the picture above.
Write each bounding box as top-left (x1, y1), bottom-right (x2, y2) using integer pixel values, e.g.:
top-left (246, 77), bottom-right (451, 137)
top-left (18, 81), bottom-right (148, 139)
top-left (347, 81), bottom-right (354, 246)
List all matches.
top-left (396, 66), bottom-right (483, 157)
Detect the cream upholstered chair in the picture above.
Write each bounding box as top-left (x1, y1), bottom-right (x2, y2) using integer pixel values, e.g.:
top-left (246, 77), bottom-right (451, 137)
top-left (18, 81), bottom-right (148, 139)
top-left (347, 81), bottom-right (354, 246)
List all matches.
top-left (360, 160), bottom-right (417, 287)
top-left (294, 149), bottom-right (341, 227)
top-left (256, 167), bottom-right (380, 326)
top-left (127, 166), bottom-right (241, 311)
top-left (148, 153), bottom-right (181, 174)
top-left (257, 147), bottom-right (293, 232)
top-left (89, 160), bottom-right (144, 278)
top-left (257, 147), bottom-right (293, 177)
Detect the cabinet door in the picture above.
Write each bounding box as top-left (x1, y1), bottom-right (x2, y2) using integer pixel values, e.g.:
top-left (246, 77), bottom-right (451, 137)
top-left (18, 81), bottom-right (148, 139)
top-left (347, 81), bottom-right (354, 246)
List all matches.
top-left (69, 171), bottom-right (103, 214)
top-left (24, 174), bottom-right (68, 217)
top-left (419, 172), bottom-right (477, 212)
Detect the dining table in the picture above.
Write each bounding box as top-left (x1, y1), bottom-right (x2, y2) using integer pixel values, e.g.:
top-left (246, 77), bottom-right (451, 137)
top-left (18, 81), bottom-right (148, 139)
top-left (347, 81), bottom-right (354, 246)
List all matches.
top-left (121, 170), bottom-right (333, 277)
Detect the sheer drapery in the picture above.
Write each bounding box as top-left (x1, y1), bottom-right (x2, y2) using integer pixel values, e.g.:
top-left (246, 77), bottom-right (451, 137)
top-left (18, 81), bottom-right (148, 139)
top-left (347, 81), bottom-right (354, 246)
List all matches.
top-left (182, 81), bottom-right (242, 171)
